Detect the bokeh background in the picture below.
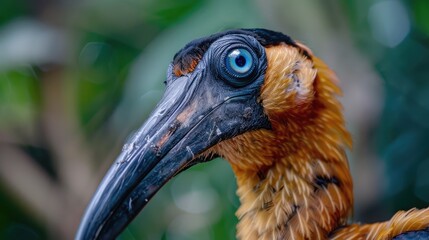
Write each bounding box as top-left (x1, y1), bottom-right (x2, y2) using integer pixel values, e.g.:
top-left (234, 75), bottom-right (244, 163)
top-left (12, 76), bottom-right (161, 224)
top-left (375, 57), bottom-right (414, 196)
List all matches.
top-left (1, 0), bottom-right (429, 239)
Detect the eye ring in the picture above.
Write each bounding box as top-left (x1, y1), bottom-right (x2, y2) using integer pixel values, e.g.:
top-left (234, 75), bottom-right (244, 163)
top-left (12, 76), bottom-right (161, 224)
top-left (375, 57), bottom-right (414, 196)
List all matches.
top-left (219, 46), bottom-right (258, 87)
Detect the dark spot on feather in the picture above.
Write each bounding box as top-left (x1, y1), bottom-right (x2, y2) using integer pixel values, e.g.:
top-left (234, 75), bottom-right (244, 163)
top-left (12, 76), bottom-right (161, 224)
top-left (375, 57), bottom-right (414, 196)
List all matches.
top-left (262, 200), bottom-right (274, 211)
top-left (257, 169), bottom-right (266, 180)
top-left (313, 175), bottom-right (340, 192)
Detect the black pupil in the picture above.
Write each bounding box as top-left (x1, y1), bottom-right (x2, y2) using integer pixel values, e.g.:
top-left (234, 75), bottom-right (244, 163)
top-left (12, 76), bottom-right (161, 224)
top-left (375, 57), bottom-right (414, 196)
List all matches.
top-left (235, 55), bottom-right (246, 67)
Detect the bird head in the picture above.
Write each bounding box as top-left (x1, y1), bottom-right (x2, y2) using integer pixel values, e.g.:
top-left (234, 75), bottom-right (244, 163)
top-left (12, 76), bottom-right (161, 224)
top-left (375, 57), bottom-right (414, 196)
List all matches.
top-left (76, 29), bottom-right (351, 239)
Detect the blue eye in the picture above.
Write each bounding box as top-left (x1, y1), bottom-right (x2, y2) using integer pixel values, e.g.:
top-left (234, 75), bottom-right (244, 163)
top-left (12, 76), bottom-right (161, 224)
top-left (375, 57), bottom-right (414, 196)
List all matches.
top-left (225, 48), bottom-right (254, 77)
top-left (218, 46), bottom-right (259, 87)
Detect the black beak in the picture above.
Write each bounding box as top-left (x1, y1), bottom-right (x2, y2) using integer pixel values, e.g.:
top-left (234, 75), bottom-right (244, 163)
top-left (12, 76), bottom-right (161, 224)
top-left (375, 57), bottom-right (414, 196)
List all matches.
top-left (76, 47), bottom-right (269, 240)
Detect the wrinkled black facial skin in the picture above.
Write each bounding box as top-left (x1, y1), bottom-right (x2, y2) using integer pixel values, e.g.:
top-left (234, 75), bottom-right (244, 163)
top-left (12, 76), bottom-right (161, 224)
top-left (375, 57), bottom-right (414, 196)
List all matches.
top-left (76, 33), bottom-right (271, 240)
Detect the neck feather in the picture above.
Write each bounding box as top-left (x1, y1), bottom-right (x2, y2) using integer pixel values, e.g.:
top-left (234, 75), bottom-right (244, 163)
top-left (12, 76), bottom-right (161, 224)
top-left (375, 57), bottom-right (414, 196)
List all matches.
top-left (233, 153), bottom-right (352, 240)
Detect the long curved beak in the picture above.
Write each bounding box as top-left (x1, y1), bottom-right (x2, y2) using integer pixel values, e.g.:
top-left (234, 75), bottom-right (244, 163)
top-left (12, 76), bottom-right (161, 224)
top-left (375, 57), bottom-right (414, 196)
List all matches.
top-left (75, 63), bottom-right (269, 239)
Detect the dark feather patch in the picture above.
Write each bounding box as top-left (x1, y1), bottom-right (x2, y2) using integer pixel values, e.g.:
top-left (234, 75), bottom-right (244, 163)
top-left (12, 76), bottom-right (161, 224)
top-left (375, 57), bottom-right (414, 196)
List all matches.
top-left (392, 227), bottom-right (429, 240)
top-left (313, 175), bottom-right (340, 191)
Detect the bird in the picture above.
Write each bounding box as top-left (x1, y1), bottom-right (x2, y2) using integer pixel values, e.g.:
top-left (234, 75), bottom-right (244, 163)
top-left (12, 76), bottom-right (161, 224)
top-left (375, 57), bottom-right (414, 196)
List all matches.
top-left (76, 29), bottom-right (429, 240)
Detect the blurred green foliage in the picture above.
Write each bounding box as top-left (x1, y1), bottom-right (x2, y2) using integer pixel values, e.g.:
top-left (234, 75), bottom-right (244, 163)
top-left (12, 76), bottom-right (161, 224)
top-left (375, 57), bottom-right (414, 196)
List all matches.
top-left (0, 0), bottom-right (428, 239)
top-left (0, 69), bottom-right (40, 127)
top-left (0, 0), bottom-right (29, 23)
top-left (343, 0), bottom-right (429, 217)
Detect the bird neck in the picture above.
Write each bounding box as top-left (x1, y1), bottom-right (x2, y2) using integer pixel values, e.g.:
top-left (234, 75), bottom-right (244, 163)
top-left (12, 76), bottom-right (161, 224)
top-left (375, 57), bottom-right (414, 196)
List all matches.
top-left (227, 134), bottom-right (353, 240)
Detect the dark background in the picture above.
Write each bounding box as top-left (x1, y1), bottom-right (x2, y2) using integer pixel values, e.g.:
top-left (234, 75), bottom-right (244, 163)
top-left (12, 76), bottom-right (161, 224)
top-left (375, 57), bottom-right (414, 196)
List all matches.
top-left (0, 0), bottom-right (428, 239)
